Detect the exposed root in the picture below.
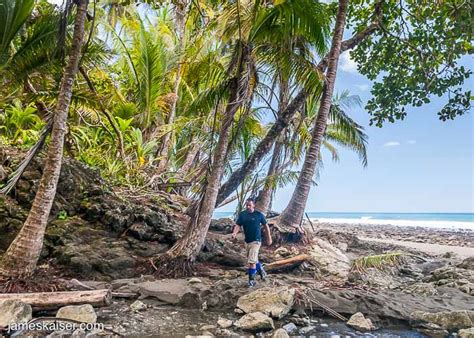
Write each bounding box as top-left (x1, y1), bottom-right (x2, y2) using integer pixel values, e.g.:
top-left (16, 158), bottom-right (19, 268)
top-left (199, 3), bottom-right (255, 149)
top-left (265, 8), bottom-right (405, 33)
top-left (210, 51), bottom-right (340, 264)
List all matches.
top-left (295, 288), bottom-right (348, 322)
top-left (152, 254), bottom-right (195, 278)
top-left (0, 269), bottom-right (68, 293)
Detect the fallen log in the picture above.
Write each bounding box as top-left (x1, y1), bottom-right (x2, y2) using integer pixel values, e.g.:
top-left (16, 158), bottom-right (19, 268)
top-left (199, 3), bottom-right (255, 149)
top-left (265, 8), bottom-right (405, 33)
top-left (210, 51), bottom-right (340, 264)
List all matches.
top-left (0, 289), bottom-right (111, 311)
top-left (264, 254), bottom-right (310, 272)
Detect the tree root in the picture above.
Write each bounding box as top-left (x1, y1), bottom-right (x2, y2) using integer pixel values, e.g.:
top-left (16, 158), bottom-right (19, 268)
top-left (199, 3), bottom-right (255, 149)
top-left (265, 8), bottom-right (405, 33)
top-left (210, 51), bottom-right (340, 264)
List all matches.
top-left (0, 271), bottom-right (68, 294)
top-left (152, 254), bottom-right (195, 278)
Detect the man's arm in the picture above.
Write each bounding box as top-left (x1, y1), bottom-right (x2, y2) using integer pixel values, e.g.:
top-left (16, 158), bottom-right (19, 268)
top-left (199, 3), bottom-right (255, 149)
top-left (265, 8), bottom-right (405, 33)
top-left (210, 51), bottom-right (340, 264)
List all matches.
top-left (231, 224), bottom-right (241, 238)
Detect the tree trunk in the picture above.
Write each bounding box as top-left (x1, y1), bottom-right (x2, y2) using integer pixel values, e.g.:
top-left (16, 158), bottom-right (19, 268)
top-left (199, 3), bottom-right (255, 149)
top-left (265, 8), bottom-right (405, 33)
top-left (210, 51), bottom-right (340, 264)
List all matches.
top-left (156, 40), bottom-right (249, 275)
top-left (0, 0), bottom-right (89, 278)
top-left (255, 77), bottom-right (289, 214)
top-left (279, 0), bottom-right (349, 228)
top-left (216, 89), bottom-right (308, 207)
top-left (156, 0), bottom-right (190, 171)
top-left (255, 140), bottom-right (282, 214)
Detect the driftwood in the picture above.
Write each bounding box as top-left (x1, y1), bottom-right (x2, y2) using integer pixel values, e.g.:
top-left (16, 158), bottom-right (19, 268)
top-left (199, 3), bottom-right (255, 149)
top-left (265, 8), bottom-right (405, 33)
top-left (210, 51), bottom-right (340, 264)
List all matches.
top-left (265, 254), bottom-right (310, 272)
top-left (0, 289), bottom-right (111, 311)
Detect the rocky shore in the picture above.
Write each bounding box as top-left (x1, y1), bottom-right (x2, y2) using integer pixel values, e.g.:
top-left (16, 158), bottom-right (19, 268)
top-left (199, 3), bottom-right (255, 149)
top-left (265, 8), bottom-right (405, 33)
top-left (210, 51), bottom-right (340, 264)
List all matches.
top-left (1, 147), bottom-right (473, 337)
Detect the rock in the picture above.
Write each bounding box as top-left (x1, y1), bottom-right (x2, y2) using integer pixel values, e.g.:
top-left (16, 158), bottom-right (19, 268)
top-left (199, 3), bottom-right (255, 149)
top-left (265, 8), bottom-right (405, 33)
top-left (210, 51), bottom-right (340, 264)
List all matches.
top-left (210, 218), bottom-right (234, 233)
top-left (189, 277), bottom-right (202, 284)
top-left (320, 323), bottom-right (328, 327)
top-left (236, 287), bottom-right (295, 319)
top-left (56, 304), bottom-right (97, 323)
top-left (459, 257), bottom-right (474, 270)
top-left (130, 300), bottom-right (147, 312)
top-left (137, 279), bottom-right (189, 304)
top-left (405, 282), bottom-right (438, 296)
top-left (234, 308), bottom-right (244, 314)
top-left (274, 247), bottom-right (291, 257)
top-left (217, 318), bottom-right (233, 329)
top-left (410, 310), bottom-right (474, 330)
top-left (234, 312), bottom-right (274, 332)
top-left (308, 238), bottom-right (351, 280)
top-left (459, 327), bottom-right (474, 338)
top-left (347, 312), bottom-right (375, 332)
top-left (200, 324), bottom-right (217, 331)
top-left (299, 326), bottom-right (316, 335)
top-left (415, 323), bottom-right (449, 338)
top-left (272, 328), bottom-right (290, 338)
top-left (0, 300), bottom-right (32, 328)
top-left (282, 323), bottom-right (298, 334)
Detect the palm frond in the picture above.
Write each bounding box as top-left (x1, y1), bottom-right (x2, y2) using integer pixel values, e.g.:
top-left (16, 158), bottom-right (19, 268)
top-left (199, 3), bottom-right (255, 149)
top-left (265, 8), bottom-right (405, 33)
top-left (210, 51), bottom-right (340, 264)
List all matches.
top-left (351, 252), bottom-right (406, 273)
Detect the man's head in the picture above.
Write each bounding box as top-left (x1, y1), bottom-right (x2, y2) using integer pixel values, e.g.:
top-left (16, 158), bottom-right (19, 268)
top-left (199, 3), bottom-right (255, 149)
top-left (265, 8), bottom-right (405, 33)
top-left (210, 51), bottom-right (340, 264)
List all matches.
top-left (245, 198), bottom-right (256, 212)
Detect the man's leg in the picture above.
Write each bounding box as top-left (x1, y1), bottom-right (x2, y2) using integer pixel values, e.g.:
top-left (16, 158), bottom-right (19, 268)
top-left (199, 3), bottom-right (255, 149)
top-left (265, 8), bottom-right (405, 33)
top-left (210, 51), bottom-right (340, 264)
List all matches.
top-left (256, 261), bottom-right (267, 280)
top-left (246, 242), bottom-right (260, 287)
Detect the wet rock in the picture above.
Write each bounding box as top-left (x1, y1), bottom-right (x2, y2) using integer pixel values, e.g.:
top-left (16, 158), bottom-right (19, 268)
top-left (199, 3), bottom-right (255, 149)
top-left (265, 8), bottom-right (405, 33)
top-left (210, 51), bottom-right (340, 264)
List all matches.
top-left (237, 287), bottom-right (295, 319)
top-left (234, 312), bottom-right (274, 332)
top-left (346, 312), bottom-right (375, 332)
top-left (130, 300), bottom-right (147, 312)
top-left (0, 300), bottom-right (32, 327)
top-left (414, 322), bottom-right (449, 337)
top-left (272, 328), bottom-right (290, 338)
top-left (459, 327), bottom-right (474, 338)
top-left (299, 326), bottom-right (316, 335)
top-left (308, 238), bottom-right (351, 280)
top-left (56, 304), bottom-right (97, 323)
top-left (410, 310), bottom-right (474, 330)
top-left (217, 318), bottom-right (233, 329)
top-left (282, 322), bottom-right (298, 334)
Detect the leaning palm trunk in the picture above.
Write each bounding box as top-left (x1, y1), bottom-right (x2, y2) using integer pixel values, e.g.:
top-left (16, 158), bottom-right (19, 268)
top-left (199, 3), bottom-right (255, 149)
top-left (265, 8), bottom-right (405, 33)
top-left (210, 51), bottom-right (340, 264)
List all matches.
top-left (279, 0), bottom-right (349, 228)
top-left (255, 139), bottom-right (282, 214)
top-left (155, 76), bottom-right (243, 276)
top-left (0, 0), bottom-right (89, 278)
top-left (156, 0), bottom-right (190, 171)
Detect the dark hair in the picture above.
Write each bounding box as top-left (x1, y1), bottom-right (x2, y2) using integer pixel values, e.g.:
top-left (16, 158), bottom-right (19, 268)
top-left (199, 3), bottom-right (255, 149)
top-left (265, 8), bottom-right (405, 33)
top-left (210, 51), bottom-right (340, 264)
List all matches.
top-left (246, 197), bottom-right (256, 204)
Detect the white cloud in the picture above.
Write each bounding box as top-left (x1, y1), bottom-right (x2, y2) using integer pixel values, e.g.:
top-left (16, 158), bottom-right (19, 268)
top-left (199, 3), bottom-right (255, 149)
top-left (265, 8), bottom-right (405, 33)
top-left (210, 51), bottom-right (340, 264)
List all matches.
top-left (384, 141), bottom-right (401, 147)
top-left (355, 84), bottom-right (370, 91)
top-left (407, 140), bottom-right (417, 144)
top-left (340, 52), bottom-right (358, 73)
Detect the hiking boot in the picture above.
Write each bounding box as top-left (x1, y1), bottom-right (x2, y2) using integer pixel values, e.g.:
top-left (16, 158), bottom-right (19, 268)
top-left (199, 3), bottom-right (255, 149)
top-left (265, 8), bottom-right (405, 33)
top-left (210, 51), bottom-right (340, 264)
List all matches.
top-left (247, 280), bottom-right (257, 288)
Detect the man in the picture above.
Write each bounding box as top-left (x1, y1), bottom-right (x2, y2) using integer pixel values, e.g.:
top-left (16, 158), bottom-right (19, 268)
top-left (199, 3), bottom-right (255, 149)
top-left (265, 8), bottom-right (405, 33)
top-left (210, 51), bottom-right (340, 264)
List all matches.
top-left (231, 198), bottom-right (270, 287)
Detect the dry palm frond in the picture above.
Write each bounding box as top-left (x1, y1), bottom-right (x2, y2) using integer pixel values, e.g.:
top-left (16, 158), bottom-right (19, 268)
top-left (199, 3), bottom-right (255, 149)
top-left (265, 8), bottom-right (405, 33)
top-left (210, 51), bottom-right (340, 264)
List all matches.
top-left (351, 252), bottom-right (405, 273)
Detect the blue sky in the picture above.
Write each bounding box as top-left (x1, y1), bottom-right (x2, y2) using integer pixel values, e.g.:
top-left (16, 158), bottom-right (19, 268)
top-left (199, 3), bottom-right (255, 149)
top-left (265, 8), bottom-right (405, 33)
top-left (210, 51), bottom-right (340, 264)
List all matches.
top-left (220, 54), bottom-right (473, 213)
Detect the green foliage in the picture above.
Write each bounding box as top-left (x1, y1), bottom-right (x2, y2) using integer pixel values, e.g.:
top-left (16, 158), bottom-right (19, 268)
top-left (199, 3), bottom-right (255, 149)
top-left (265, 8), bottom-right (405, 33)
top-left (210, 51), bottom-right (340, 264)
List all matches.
top-left (0, 0), bottom-right (34, 64)
top-left (349, 0), bottom-right (472, 126)
top-left (351, 252), bottom-right (405, 273)
top-left (57, 210), bottom-right (68, 220)
top-left (0, 100), bottom-right (43, 145)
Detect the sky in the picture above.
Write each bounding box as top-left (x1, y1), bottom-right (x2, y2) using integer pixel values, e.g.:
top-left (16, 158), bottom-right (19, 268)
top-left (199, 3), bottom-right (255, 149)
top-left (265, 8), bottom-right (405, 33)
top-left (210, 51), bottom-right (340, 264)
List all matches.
top-left (221, 53), bottom-right (474, 213)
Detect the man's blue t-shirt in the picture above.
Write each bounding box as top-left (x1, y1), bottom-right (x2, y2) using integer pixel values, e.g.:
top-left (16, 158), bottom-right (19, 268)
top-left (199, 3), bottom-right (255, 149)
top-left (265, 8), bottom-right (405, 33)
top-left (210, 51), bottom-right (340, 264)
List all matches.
top-left (236, 210), bottom-right (267, 243)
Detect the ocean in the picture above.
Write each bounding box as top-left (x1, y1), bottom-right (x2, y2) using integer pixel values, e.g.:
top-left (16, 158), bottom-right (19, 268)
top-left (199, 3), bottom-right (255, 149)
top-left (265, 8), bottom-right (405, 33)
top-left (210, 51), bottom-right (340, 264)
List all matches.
top-left (213, 211), bottom-right (474, 230)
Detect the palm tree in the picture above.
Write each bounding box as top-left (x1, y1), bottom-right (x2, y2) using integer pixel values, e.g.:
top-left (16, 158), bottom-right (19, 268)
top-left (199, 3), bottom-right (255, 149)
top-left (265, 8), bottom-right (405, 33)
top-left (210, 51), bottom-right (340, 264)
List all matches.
top-left (279, 0), bottom-right (349, 228)
top-left (0, 0), bottom-right (89, 278)
top-left (155, 0), bottom-right (329, 275)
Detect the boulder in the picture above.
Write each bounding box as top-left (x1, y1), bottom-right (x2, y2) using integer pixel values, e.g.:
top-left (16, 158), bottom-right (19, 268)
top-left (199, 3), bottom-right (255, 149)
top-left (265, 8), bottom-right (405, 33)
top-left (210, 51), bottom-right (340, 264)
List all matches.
top-left (217, 318), bottom-right (233, 329)
top-left (308, 238), bottom-right (351, 280)
top-left (130, 300), bottom-right (147, 312)
top-left (234, 312), bottom-right (274, 332)
top-left (137, 279), bottom-right (189, 304)
top-left (56, 304), bottom-right (97, 323)
top-left (347, 312), bottom-right (375, 332)
top-left (415, 323), bottom-right (449, 338)
top-left (210, 218), bottom-right (234, 233)
top-left (459, 327), bottom-right (474, 338)
top-left (272, 328), bottom-right (290, 338)
top-left (0, 300), bottom-right (32, 328)
top-left (236, 287), bottom-right (295, 319)
top-left (458, 257), bottom-right (474, 270)
top-left (410, 310), bottom-right (474, 330)
top-left (282, 322), bottom-right (298, 334)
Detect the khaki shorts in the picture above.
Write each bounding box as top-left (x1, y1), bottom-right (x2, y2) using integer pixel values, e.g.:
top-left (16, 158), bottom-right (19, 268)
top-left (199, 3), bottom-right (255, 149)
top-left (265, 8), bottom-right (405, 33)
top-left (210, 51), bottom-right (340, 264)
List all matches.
top-left (246, 241), bottom-right (261, 264)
